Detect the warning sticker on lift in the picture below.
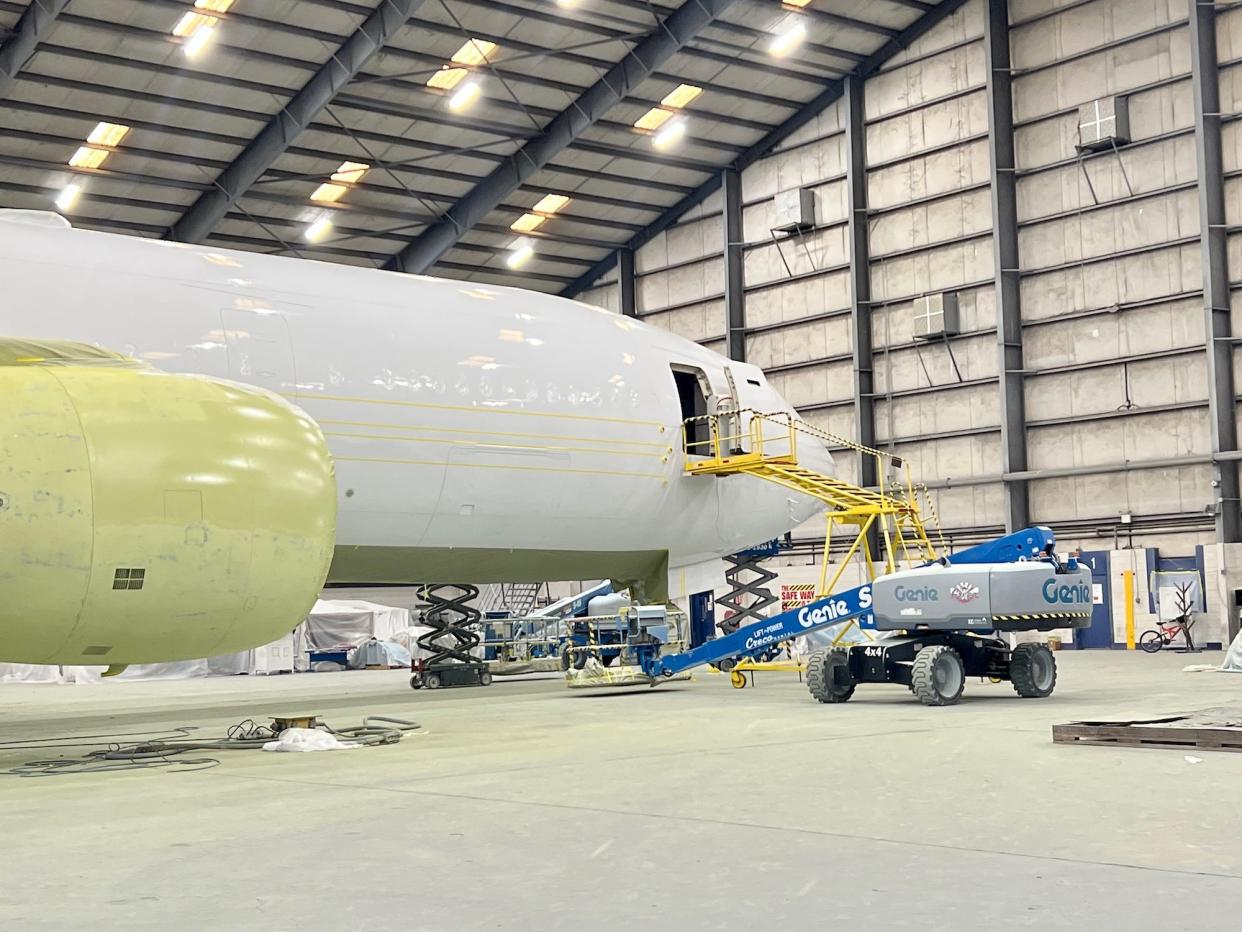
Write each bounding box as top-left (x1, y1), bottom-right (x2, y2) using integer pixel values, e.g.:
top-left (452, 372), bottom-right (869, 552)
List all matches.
top-left (781, 584), bottom-right (816, 613)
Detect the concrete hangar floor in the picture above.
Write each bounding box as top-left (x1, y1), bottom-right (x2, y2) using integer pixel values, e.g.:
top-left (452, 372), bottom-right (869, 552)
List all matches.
top-left (2, 652), bottom-right (1239, 931)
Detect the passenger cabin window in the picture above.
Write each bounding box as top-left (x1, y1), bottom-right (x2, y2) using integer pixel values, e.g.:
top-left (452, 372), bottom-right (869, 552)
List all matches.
top-left (672, 366), bottom-right (710, 455)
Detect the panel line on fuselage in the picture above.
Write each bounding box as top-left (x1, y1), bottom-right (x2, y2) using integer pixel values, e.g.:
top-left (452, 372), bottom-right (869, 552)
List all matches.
top-left (316, 418), bottom-right (669, 449)
top-left (324, 431), bottom-right (669, 459)
top-left (292, 392), bottom-right (668, 428)
top-left (335, 455), bottom-right (668, 480)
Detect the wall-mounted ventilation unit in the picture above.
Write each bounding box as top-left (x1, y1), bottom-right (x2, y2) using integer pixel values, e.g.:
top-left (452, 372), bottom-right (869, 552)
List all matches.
top-left (772, 187), bottom-right (815, 232)
top-left (1076, 96), bottom-right (1130, 151)
top-left (913, 293), bottom-right (960, 340)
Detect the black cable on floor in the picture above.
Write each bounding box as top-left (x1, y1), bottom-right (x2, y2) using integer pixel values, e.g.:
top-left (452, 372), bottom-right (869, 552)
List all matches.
top-left (4, 715), bottom-right (420, 778)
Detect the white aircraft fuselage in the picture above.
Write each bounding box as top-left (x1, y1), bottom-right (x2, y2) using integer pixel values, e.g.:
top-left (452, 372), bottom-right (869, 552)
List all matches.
top-left (0, 212), bottom-right (831, 593)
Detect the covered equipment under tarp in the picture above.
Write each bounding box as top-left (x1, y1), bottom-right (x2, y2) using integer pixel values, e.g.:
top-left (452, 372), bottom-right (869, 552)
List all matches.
top-left (0, 659), bottom-right (209, 683)
top-left (0, 599), bottom-right (412, 682)
top-left (1223, 628), bottom-right (1242, 673)
top-left (302, 599), bottom-right (411, 650)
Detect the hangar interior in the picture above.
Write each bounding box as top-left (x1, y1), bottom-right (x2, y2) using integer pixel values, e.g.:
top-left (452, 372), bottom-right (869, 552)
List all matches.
top-left (2, 0), bottom-right (1240, 648)
top-left (3, 0), bottom-right (1242, 928)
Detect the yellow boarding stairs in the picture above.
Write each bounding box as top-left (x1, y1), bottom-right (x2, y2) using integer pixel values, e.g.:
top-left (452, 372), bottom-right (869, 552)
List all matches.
top-left (681, 409), bottom-right (945, 685)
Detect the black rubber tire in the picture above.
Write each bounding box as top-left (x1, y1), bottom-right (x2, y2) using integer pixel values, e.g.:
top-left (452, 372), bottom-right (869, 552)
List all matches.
top-left (601, 652), bottom-right (617, 668)
top-left (559, 647), bottom-right (572, 671)
top-left (1139, 630), bottom-right (1164, 654)
top-left (910, 645), bottom-right (965, 706)
top-left (573, 650), bottom-right (591, 670)
top-left (716, 657), bottom-right (737, 674)
top-left (409, 675), bottom-right (423, 690)
top-left (479, 669), bottom-right (493, 687)
top-left (1009, 643), bottom-right (1057, 698)
top-left (425, 673), bottom-right (442, 690)
top-left (806, 648), bottom-right (855, 704)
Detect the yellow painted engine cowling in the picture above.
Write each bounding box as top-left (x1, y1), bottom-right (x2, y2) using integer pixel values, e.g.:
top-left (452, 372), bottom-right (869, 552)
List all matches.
top-left (0, 339), bottom-right (337, 664)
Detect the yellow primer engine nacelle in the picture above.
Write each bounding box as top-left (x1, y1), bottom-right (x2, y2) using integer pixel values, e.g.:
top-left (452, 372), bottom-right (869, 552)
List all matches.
top-left (0, 339), bottom-right (337, 665)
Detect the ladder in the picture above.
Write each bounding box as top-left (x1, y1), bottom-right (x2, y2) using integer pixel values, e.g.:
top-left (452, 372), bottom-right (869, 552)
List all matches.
top-left (480, 582), bottom-right (543, 618)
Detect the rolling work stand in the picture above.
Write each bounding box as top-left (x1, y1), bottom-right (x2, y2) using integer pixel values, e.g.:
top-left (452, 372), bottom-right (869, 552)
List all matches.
top-left (410, 583), bottom-right (492, 689)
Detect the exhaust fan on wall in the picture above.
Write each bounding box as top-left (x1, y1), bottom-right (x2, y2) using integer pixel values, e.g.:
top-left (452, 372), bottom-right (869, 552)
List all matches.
top-left (913, 293), bottom-right (960, 341)
top-left (772, 186), bottom-right (815, 233)
top-left (1076, 96), bottom-right (1130, 151)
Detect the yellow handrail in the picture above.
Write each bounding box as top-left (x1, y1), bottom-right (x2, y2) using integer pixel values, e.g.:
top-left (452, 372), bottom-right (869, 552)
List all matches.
top-left (680, 408), bottom-right (942, 586)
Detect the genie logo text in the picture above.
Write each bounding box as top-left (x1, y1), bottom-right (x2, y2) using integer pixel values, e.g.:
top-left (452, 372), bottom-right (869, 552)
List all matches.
top-left (1042, 578), bottom-right (1091, 604)
top-left (894, 584), bottom-right (938, 602)
top-left (797, 585), bottom-right (872, 628)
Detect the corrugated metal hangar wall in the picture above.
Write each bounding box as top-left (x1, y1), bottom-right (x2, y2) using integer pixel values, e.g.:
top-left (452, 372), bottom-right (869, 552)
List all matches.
top-left (579, 0), bottom-right (1242, 558)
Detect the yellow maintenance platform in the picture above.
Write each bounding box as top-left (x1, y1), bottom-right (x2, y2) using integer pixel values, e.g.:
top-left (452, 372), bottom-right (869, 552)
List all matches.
top-left (681, 408), bottom-right (945, 669)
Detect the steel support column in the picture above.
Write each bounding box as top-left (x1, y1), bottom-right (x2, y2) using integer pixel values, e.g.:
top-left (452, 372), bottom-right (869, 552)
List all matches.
top-left (618, 247), bottom-right (637, 318)
top-left (723, 167), bottom-right (746, 361)
top-left (845, 75), bottom-right (876, 490)
top-left (0, 0), bottom-right (71, 102)
top-left (985, 0), bottom-right (1029, 533)
top-left (386, 0), bottom-right (739, 275)
top-left (1190, 0), bottom-right (1240, 542)
top-left (169, 0), bottom-right (424, 244)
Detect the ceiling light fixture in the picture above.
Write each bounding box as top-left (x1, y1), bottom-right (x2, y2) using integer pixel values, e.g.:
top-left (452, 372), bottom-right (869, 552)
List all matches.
top-left (634, 107), bottom-right (674, 131)
top-left (183, 21), bottom-right (218, 58)
top-left (510, 213), bottom-right (546, 233)
top-left (507, 237), bottom-right (534, 269)
top-left (55, 183), bottom-right (82, 212)
top-left (309, 162), bottom-right (369, 204)
top-left (532, 193), bottom-right (571, 214)
top-left (652, 118), bottom-right (687, 150)
top-left (174, 1), bottom-right (232, 55)
top-left (87, 121), bottom-right (130, 147)
top-left (427, 65), bottom-right (468, 90)
top-left (770, 19), bottom-right (807, 57)
top-left (311, 182), bottom-right (348, 204)
top-left (305, 215), bottom-right (333, 243)
top-left (173, 11), bottom-right (213, 37)
top-left (660, 84), bottom-right (702, 109)
top-left (331, 161), bottom-right (369, 183)
top-left (449, 80), bottom-right (482, 112)
top-left (451, 38), bottom-right (496, 66)
top-left (68, 146), bottom-right (109, 169)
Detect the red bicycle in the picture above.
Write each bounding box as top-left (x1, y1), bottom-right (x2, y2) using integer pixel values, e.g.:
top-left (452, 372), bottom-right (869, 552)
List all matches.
top-left (1139, 617), bottom-right (1196, 653)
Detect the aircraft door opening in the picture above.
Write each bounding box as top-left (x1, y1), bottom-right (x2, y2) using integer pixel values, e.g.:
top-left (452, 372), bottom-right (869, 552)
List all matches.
top-left (672, 366), bottom-right (710, 455)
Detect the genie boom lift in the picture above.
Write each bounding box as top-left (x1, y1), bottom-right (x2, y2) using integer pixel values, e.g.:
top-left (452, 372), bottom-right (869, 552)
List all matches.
top-left (634, 411), bottom-right (1093, 705)
top-left (633, 527), bottom-right (1090, 706)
